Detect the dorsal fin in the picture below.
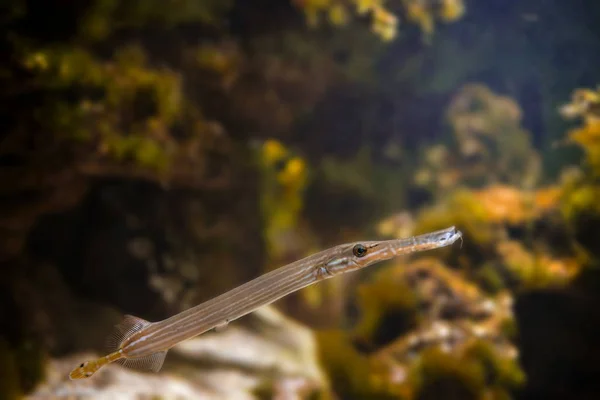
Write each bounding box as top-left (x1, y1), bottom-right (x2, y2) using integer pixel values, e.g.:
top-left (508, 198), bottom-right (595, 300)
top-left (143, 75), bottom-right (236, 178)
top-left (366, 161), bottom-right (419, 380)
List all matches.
top-left (114, 351), bottom-right (168, 373)
top-left (105, 314), bottom-right (152, 353)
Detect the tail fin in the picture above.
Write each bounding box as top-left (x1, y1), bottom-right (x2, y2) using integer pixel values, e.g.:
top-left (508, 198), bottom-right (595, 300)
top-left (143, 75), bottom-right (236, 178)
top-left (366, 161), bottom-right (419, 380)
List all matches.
top-left (107, 314), bottom-right (168, 373)
top-left (69, 314), bottom-right (167, 380)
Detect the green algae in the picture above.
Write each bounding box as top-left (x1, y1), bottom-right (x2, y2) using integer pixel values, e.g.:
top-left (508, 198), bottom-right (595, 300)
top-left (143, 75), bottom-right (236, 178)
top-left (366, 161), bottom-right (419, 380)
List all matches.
top-left (0, 338), bottom-right (22, 400)
top-left (409, 347), bottom-right (485, 400)
top-left (0, 337), bottom-right (47, 400)
top-left (407, 341), bottom-right (524, 400)
top-left (352, 275), bottom-right (420, 350)
top-left (316, 330), bottom-right (404, 399)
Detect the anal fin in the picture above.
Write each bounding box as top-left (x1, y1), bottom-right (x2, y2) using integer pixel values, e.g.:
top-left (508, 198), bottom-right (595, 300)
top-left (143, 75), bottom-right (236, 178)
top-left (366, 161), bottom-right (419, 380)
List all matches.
top-left (115, 351), bottom-right (168, 373)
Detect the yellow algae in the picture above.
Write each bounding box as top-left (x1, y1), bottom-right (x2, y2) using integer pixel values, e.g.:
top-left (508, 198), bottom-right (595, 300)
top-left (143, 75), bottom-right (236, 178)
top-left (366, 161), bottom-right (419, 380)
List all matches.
top-left (409, 347), bottom-right (485, 400)
top-left (497, 241), bottom-right (582, 288)
top-left (473, 185), bottom-right (530, 225)
top-left (533, 186), bottom-right (562, 212)
top-left (262, 139), bottom-right (289, 166)
top-left (438, 0), bottom-right (465, 22)
top-left (316, 330), bottom-right (403, 399)
top-left (294, 0), bottom-right (465, 40)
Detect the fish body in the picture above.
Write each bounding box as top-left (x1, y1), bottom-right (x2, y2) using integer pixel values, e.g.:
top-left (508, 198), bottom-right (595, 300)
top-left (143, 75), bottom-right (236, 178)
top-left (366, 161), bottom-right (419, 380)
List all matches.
top-left (70, 226), bottom-right (462, 379)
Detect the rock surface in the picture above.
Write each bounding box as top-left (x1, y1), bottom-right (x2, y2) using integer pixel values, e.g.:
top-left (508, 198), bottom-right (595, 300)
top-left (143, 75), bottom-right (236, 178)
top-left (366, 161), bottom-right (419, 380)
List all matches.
top-left (28, 306), bottom-right (328, 400)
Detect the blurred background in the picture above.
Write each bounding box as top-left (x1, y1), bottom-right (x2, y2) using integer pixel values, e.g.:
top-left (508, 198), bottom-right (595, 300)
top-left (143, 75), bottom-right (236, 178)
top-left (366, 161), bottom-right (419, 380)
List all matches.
top-left (1, 0), bottom-right (600, 399)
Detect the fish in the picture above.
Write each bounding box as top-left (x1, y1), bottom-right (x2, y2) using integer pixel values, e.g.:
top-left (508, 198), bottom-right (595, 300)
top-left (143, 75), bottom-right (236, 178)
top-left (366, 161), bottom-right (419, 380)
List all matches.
top-left (69, 226), bottom-right (462, 379)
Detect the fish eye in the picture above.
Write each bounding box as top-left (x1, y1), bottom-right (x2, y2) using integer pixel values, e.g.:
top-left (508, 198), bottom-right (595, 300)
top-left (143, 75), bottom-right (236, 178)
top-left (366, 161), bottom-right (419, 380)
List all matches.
top-left (80, 363), bottom-right (85, 368)
top-left (352, 244), bottom-right (367, 257)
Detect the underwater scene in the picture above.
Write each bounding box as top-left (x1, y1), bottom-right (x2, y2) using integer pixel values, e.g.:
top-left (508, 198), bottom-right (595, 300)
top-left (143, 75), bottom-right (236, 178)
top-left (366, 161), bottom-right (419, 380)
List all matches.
top-left (2, 0), bottom-right (600, 399)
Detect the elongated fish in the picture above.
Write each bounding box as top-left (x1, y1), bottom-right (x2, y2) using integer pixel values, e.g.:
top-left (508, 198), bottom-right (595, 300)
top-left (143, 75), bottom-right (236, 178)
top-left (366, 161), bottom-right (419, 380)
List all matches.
top-left (69, 226), bottom-right (462, 379)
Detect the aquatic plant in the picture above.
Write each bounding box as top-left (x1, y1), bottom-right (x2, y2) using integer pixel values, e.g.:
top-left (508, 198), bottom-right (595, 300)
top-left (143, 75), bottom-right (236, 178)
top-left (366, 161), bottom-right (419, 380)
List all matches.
top-left (0, 338), bottom-right (22, 399)
top-left (556, 87), bottom-right (600, 261)
top-left (407, 339), bottom-right (525, 400)
top-left (352, 274), bottom-right (420, 349)
top-left (0, 338), bottom-right (47, 400)
top-left (318, 147), bottom-right (412, 215)
top-left (256, 139), bottom-right (311, 264)
top-left (316, 330), bottom-right (404, 399)
top-left (353, 162), bottom-right (583, 398)
top-left (293, 0), bottom-right (465, 40)
top-left (412, 183), bottom-right (583, 290)
top-left (315, 252), bottom-right (524, 399)
top-left (3, 0), bottom-right (599, 398)
top-left (414, 84), bottom-right (542, 198)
